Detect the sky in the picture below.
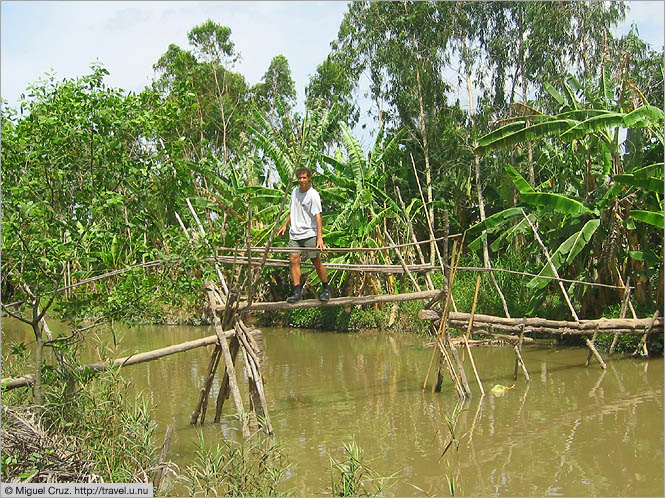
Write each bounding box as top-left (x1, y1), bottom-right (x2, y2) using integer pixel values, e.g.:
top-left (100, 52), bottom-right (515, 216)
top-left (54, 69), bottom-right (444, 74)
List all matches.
top-left (2, 1), bottom-right (664, 130)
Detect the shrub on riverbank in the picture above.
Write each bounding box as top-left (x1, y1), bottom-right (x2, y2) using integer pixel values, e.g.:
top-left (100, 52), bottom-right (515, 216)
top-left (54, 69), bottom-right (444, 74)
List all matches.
top-left (1, 354), bottom-right (157, 483)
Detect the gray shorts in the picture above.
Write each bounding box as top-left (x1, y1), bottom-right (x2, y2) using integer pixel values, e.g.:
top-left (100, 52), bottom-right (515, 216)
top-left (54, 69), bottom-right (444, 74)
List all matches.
top-left (288, 236), bottom-right (320, 260)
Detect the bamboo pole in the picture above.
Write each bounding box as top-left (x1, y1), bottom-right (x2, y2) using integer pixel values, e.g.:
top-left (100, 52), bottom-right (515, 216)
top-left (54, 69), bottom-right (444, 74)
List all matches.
top-left (385, 231), bottom-right (421, 292)
top-left (205, 284), bottom-right (249, 438)
top-left (513, 325), bottom-right (531, 382)
top-left (522, 209), bottom-right (578, 322)
top-left (585, 328), bottom-right (599, 367)
top-left (236, 322), bottom-right (273, 434)
top-left (426, 237), bottom-right (468, 398)
top-left (462, 275), bottom-right (484, 395)
top-left (445, 334), bottom-right (472, 397)
top-left (2, 330), bottom-right (242, 390)
top-left (395, 185), bottom-right (434, 291)
top-left (214, 336), bottom-right (240, 423)
top-left (423, 241), bottom-right (458, 390)
top-left (634, 310), bottom-right (659, 357)
top-left (245, 289), bottom-right (441, 311)
top-left (152, 425), bottom-right (173, 493)
top-left (584, 330), bottom-right (607, 369)
top-left (191, 345), bottom-right (222, 425)
top-left (617, 272), bottom-right (638, 319)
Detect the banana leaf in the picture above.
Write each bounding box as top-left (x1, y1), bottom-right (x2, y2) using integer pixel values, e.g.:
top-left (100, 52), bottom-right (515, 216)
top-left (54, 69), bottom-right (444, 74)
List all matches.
top-left (476, 121), bottom-right (526, 147)
top-left (476, 119), bottom-right (579, 154)
top-left (630, 210), bottom-right (664, 229)
top-left (630, 162), bottom-right (664, 177)
top-left (623, 105), bottom-right (664, 128)
top-left (467, 207), bottom-right (524, 237)
top-left (559, 112), bottom-right (625, 141)
top-left (613, 174), bottom-right (664, 193)
top-left (544, 82), bottom-right (565, 106)
top-left (527, 219), bottom-right (600, 289)
top-left (490, 214), bottom-right (534, 252)
top-left (520, 192), bottom-right (591, 214)
top-left (505, 165), bottom-right (535, 193)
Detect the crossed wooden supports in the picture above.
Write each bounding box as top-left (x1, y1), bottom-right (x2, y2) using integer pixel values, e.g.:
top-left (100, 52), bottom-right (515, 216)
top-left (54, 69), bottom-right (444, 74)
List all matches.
top-left (189, 281), bottom-right (272, 438)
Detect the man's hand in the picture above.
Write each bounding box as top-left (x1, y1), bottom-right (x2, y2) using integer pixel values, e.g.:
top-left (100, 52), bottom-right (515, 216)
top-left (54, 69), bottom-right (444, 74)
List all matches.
top-left (277, 225), bottom-right (287, 237)
top-left (316, 236), bottom-right (325, 251)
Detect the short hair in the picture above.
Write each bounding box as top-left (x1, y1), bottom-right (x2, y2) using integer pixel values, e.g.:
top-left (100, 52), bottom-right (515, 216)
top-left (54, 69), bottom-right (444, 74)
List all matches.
top-left (295, 167), bottom-right (312, 178)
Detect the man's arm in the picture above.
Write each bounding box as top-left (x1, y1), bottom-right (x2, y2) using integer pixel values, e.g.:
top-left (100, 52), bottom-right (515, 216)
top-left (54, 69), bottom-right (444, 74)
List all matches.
top-left (315, 213), bottom-right (325, 250)
top-left (277, 214), bottom-right (291, 237)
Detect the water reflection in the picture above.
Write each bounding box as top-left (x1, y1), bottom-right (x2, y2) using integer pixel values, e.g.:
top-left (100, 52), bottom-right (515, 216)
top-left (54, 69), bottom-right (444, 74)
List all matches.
top-left (2, 319), bottom-right (663, 496)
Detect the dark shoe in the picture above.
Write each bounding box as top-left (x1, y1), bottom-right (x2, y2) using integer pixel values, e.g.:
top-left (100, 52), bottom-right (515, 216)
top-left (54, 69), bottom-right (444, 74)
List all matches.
top-left (286, 289), bottom-right (302, 303)
top-left (319, 287), bottom-right (330, 302)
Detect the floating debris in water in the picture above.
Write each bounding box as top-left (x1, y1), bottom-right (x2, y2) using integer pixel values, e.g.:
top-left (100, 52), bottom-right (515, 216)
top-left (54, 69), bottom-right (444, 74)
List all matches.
top-left (490, 384), bottom-right (516, 396)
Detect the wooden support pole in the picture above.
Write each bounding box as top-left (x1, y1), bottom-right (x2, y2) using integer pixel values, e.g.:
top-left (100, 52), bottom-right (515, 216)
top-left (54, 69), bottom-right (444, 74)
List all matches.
top-left (584, 336), bottom-right (607, 369)
top-left (513, 322), bottom-right (530, 382)
top-left (205, 283), bottom-right (249, 438)
top-left (634, 310), bottom-right (659, 357)
top-left (462, 275), bottom-right (484, 395)
top-left (191, 345), bottom-right (222, 425)
top-left (585, 328), bottom-right (599, 367)
top-left (152, 425), bottom-right (174, 494)
top-left (236, 321), bottom-right (273, 434)
top-left (445, 335), bottom-right (472, 397)
top-left (423, 241), bottom-right (458, 390)
top-left (214, 336), bottom-right (240, 423)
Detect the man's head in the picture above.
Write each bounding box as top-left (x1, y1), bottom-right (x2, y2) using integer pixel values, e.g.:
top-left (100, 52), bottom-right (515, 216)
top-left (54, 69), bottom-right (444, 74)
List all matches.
top-left (295, 167), bottom-right (312, 192)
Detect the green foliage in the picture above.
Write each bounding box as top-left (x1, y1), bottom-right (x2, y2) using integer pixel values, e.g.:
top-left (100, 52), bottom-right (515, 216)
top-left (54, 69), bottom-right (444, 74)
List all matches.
top-left (178, 429), bottom-right (289, 497)
top-left (1, 362), bottom-right (157, 483)
top-left (329, 439), bottom-right (395, 497)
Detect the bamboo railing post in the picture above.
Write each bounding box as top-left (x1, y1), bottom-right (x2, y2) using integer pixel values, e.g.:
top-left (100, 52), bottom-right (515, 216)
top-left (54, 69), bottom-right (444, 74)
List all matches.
top-left (395, 185), bottom-right (434, 291)
top-left (385, 231), bottom-right (421, 292)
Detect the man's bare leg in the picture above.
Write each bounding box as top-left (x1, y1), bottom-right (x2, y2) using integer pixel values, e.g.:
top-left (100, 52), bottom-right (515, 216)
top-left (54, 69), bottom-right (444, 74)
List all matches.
top-left (312, 257), bottom-right (330, 301)
top-left (287, 253), bottom-right (303, 303)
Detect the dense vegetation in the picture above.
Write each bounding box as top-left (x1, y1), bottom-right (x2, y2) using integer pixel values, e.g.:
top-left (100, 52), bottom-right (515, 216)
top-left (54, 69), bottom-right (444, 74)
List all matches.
top-left (2, 0), bottom-right (663, 489)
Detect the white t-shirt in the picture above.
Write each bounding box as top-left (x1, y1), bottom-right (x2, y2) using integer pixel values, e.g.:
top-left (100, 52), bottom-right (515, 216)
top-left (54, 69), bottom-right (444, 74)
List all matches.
top-left (289, 186), bottom-right (322, 240)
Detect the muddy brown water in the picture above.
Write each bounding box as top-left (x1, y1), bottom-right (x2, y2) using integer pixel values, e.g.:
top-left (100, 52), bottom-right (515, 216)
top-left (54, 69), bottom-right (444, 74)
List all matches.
top-left (2, 319), bottom-right (663, 496)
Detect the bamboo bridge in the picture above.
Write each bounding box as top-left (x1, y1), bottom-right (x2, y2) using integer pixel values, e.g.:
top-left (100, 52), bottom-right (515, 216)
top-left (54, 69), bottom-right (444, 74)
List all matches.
top-left (3, 201), bottom-right (663, 440)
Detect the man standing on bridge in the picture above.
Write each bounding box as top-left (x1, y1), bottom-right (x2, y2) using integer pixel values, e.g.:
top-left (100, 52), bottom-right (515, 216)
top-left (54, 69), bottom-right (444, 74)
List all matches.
top-left (277, 167), bottom-right (331, 303)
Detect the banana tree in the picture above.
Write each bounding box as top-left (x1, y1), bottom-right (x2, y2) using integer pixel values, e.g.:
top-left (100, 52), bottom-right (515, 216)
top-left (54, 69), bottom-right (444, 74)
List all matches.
top-left (470, 72), bottom-right (663, 314)
top-left (318, 123), bottom-right (405, 295)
